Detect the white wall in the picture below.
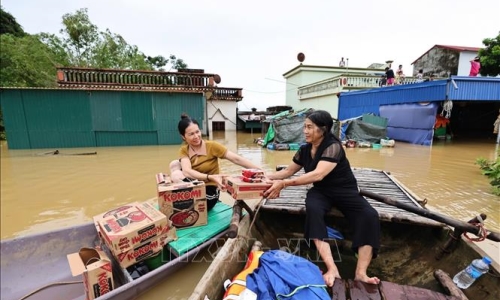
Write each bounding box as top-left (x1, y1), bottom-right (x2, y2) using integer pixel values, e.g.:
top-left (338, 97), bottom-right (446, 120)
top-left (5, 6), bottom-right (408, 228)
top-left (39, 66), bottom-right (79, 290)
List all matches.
top-left (206, 100), bottom-right (238, 132)
top-left (296, 95), bottom-right (340, 118)
top-left (458, 51), bottom-right (479, 76)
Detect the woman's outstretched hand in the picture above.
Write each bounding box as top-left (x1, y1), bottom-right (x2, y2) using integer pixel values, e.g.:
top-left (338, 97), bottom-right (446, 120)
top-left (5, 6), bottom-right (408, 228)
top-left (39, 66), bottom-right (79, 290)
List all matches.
top-left (263, 179), bottom-right (283, 199)
top-left (208, 174), bottom-right (226, 190)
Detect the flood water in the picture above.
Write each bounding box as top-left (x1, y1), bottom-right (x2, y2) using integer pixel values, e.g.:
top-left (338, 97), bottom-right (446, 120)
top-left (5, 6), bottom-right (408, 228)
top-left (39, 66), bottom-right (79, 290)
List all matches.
top-left (1, 131), bottom-right (499, 299)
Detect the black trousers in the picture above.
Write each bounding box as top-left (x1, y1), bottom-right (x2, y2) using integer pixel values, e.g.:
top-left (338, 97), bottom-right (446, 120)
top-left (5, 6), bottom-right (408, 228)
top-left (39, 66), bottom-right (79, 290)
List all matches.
top-left (305, 187), bottom-right (380, 258)
top-left (206, 185), bottom-right (220, 211)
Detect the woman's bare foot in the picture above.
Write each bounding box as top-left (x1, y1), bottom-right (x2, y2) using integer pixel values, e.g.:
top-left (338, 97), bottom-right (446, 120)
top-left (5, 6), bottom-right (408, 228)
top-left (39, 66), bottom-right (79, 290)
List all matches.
top-left (323, 269), bottom-right (341, 287)
top-left (355, 273), bottom-right (380, 285)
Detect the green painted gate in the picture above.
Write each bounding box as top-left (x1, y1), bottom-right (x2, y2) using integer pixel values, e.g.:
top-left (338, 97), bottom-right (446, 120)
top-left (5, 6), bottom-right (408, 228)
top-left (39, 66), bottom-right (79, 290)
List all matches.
top-left (0, 89), bottom-right (204, 149)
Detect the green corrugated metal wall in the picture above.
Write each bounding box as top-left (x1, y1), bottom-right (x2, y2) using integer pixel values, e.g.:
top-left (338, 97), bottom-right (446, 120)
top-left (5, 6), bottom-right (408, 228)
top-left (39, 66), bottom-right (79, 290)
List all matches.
top-left (0, 89), bottom-right (204, 149)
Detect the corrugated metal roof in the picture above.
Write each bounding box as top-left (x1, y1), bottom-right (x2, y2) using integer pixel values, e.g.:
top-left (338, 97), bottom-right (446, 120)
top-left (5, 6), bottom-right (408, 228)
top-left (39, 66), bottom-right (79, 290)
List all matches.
top-left (338, 76), bottom-right (500, 120)
top-left (338, 81), bottom-right (447, 120)
top-left (449, 76), bottom-right (500, 101)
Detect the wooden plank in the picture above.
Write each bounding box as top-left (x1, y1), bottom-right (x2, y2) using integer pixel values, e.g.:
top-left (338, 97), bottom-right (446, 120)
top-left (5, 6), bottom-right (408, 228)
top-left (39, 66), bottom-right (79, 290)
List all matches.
top-left (402, 285), bottom-right (445, 300)
top-left (433, 269), bottom-right (468, 300)
top-left (331, 278), bottom-right (347, 300)
top-left (380, 281), bottom-right (408, 300)
top-left (348, 279), bottom-right (381, 300)
top-left (167, 202), bottom-right (232, 256)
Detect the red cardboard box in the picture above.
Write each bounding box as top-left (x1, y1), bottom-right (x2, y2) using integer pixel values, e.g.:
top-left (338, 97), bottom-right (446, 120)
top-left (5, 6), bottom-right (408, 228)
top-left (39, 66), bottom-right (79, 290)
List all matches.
top-left (94, 202), bottom-right (176, 255)
top-left (157, 180), bottom-right (207, 228)
top-left (67, 247), bottom-right (114, 300)
top-left (225, 176), bottom-right (276, 200)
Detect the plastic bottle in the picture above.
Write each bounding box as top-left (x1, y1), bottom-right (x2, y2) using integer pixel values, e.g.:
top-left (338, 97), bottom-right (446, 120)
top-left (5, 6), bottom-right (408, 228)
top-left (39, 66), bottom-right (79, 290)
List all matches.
top-left (452, 256), bottom-right (492, 289)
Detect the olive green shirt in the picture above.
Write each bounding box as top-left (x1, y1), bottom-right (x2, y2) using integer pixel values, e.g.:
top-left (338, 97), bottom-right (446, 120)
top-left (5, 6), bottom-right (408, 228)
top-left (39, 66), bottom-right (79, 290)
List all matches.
top-left (179, 140), bottom-right (227, 186)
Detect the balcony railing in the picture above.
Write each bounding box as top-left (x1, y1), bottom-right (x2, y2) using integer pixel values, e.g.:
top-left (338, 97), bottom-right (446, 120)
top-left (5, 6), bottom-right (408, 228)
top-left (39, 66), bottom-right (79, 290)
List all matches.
top-left (57, 67), bottom-right (219, 88)
top-left (297, 74), bottom-right (439, 99)
top-left (298, 77), bottom-right (342, 100)
top-left (340, 74), bottom-right (423, 89)
top-left (55, 67), bottom-right (243, 101)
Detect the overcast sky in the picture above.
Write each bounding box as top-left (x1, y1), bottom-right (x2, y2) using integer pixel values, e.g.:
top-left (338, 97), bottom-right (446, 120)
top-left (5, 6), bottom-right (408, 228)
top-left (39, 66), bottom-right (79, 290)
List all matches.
top-left (3, 0), bottom-right (499, 110)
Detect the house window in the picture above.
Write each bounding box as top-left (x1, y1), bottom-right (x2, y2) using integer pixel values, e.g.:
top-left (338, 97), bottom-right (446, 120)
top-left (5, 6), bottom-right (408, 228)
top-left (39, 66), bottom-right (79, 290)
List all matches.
top-left (212, 121), bottom-right (225, 131)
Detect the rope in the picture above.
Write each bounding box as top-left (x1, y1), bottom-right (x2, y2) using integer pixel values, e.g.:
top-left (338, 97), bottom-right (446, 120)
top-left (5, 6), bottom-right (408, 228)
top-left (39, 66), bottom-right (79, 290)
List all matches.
top-left (440, 100), bottom-right (453, 119)
top-left (246, 197), bottom-right (266, 236)
top-left (18, 281), bottom-right (83, 300)
top-left (463, 215), bottom-right (488, 242)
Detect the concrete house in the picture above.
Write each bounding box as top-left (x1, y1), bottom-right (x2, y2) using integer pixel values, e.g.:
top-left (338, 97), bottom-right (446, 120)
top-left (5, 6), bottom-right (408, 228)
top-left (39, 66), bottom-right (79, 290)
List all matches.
top-left (411, 45), bottom-right (481, 77)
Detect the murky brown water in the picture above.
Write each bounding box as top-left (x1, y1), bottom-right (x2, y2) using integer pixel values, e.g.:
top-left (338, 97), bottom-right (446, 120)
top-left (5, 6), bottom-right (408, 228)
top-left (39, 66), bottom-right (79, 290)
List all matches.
top-left (1, 131), bottom-right (499, 299)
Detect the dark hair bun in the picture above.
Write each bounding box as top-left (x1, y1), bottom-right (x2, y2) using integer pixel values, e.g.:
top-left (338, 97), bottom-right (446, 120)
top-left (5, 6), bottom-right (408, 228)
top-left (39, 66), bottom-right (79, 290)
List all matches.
top-left (180, 113), bottom-right (189, 120)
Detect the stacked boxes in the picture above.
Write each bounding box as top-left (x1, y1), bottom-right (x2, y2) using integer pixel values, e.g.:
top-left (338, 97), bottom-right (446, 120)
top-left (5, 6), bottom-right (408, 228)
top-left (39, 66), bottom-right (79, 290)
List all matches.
top-left (93, 201), bottom-right (177, 268)
top-left (157, 179), bottom-right (207, 228)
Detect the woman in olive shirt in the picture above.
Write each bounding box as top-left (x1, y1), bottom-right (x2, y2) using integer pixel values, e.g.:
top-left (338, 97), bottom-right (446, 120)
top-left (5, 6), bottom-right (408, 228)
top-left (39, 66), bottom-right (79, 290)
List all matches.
top-left (169, 114), bottom-right (261, 210)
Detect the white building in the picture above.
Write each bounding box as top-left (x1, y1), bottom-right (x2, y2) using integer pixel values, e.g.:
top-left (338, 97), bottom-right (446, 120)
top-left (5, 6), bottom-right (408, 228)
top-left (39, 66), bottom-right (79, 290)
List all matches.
top-left (282, 64), bottom-right (420, 119)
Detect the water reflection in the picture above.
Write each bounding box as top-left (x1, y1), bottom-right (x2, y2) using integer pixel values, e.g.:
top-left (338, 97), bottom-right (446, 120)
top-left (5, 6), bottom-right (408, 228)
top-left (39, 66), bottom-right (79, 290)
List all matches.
top-left (1, 132), bottom-right (499, 299)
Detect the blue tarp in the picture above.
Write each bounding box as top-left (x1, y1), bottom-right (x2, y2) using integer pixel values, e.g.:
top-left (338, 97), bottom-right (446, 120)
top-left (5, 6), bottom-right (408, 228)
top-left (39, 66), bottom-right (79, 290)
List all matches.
top-left (380, 102), bottom-right (439, 146)
top-left (246, 250), bottom-right (330, 300)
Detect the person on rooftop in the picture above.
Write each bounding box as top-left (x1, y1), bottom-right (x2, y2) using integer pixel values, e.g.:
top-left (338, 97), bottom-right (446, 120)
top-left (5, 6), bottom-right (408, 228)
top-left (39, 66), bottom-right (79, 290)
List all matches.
top-left (469, 56), bottom-right (481, 77)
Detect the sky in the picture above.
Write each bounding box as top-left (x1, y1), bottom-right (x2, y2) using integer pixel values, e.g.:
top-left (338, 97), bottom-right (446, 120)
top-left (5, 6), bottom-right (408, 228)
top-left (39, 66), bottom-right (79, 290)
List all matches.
top-left (3, 0), bottom-right (499, 111)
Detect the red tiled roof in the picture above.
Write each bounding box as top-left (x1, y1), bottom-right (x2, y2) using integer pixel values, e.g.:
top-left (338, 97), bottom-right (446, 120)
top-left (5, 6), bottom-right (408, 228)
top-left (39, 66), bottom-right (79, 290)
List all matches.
top-left (411, 44), bottom-right (482, 65)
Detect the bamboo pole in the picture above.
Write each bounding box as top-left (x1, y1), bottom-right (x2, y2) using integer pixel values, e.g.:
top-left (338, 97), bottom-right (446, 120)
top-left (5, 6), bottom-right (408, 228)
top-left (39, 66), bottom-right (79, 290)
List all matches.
top-left (360, 189), bottom-right (500, 242)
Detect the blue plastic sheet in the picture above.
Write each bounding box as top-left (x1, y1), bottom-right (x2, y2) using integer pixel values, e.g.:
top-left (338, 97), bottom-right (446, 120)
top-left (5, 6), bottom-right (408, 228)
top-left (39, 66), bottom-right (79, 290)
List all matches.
top-left (246, 250), bottom-right (330, 300)
top-left (380, 103), bottom-right (439, 146)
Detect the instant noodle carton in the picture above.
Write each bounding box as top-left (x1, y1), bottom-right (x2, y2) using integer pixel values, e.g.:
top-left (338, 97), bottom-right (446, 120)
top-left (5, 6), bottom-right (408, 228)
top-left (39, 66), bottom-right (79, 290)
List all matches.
top-left (225, 175), bottom-right (276, 200)
top-left (113, 234), bottom-right (170, 268)
top-left (157, 180), bottom-right (207, 229)
top-left (93, 202), bottom-right (177, 257)
top-left (67, 247), bottom-right (114, 300)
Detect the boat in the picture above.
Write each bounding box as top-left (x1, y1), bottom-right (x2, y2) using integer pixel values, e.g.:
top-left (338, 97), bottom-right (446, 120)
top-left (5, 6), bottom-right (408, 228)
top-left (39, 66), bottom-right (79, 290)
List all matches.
top-left (0, 201), bottom-right (234, 300)
top-left (189, 168), bottom-right (500, 300)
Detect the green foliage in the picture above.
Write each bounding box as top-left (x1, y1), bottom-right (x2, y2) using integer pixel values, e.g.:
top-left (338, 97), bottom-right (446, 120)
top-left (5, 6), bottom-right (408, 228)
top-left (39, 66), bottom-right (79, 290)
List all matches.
top-left (0, 34), bottom-right (67, 87)
top-left (479, 31), bottom-right (500, 77)
top-left (475, 156), bottom-right (500, 196)
top-left (0, 7), bottom-right (25, 37)
top-left (40, 8), bottom-right (187, 71)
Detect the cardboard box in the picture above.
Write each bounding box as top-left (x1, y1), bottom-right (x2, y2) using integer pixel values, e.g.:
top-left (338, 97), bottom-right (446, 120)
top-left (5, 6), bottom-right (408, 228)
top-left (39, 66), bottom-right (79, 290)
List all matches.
top-left (157, 180), bottom-right (207, 228)
top-left (67, 247), bottom-right (114, 300)
top-left (225, 175), bottom-right (276, 200)
top-left (114, 234), bottom-right (169, 268)
top-left (94, 201), bottom-right (176, 255)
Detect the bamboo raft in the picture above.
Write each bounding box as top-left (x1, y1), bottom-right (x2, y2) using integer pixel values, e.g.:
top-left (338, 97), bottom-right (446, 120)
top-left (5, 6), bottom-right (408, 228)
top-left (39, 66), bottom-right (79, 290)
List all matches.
top-left (263, 167), bottom-right (443, 228)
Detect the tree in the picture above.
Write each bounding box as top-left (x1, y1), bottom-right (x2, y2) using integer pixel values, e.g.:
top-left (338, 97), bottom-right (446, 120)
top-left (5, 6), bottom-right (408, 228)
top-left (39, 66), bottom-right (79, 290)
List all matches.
top-left (479, 32), bottom-right (500, 77)
top-left (0, 7), bottom-right (25, 37)
top-left (0, 34), bottom-right (67, 87)
top-left (40, 8), bottom-right (187, 71)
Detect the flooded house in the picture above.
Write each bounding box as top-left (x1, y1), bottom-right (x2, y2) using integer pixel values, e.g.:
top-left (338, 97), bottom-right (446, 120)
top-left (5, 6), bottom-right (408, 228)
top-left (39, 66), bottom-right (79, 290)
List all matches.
top-left (0, 67), bottom-right (243, 149)
top-left (281, 51), bottom-right (500, 145)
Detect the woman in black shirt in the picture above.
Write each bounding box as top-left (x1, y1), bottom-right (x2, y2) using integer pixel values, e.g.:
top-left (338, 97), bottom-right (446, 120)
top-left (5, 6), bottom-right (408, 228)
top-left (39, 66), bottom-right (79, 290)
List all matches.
top-left (264, 110), bottom-right (381, 287)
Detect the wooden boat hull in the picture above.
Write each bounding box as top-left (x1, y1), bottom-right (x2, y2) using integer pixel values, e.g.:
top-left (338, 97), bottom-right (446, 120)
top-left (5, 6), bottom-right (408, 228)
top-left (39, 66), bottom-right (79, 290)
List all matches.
top-left (0, 222), bottom-right (227, 300)
top-left (190, 206), bottom-right (500, 300)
